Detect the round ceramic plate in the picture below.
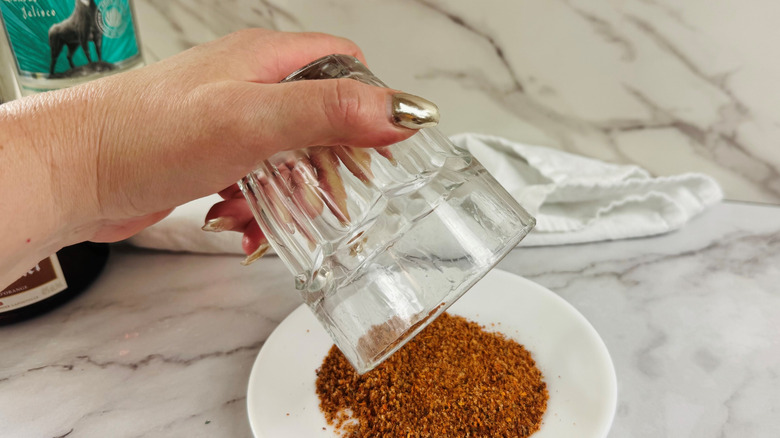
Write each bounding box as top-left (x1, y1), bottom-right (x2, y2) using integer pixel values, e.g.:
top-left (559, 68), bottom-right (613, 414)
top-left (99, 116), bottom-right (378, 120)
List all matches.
top-left (247, 269), bottom-right (617, 437)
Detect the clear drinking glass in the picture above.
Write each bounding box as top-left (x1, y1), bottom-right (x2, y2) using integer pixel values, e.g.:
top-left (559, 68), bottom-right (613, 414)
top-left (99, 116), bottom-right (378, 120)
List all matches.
top-left (239, 55), bottom-right (535, 373)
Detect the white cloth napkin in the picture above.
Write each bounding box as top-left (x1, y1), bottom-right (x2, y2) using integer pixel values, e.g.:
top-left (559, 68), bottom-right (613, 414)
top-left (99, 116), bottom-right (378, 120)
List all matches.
top-left (126, 193), bottom-right (243, 254)
top-left (126, 133), bottom-right (722, 253)
top-left (451, 133), bottom-right (722, 246)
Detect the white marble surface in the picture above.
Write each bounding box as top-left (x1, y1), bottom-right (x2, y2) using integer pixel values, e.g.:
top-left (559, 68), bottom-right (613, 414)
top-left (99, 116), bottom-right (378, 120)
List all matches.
top-left (132, 0), bottom-right (780, 204)
top-left (1, 201), bottom-right (779, 437)
top-left (4, 2), bottom-right (780, 436)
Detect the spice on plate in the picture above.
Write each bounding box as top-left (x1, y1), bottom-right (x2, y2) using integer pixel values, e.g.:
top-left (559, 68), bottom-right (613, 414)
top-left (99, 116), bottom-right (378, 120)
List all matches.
top-left (316, 312), bottom-right (548, 437)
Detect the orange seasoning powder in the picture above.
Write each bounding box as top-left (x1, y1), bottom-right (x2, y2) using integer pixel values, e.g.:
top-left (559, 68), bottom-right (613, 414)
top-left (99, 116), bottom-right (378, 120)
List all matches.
top-left (316, 312), bottom-right (549, 437)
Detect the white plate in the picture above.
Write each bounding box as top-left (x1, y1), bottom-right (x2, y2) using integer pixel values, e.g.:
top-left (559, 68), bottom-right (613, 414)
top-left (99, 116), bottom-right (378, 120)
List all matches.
top-left (247, 269), bottom-right (617, 437)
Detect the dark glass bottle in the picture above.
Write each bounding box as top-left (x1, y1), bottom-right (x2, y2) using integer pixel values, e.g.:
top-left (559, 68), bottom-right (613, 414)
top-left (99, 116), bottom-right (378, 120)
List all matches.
top-left (0, 243), bottom-right (110, 325)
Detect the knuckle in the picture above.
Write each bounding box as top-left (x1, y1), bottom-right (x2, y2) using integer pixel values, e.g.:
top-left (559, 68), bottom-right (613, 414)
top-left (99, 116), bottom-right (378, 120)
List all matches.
top-left (334, 36), bottom-right (363, 58)
top-left (188, 82), bottom-right (246, 139)
top-left (228, 28), bottom-right (271, 44)
top-left (307, 32), bottom-right (360, 50)
top-left (323, 79), bottom-right (364, 130)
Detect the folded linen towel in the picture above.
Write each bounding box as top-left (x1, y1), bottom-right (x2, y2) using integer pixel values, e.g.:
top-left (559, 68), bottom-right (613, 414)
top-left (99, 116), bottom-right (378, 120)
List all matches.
top-left (126, 193), bottom-right (243, 254)
top-left (450, 133), bottom-right (723, 246)
top-left (126, 133), bottom-right (722, 253)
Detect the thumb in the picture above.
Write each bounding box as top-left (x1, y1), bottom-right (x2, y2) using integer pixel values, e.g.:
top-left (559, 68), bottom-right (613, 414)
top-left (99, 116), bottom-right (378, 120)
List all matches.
top-left (201, 78), bottom-right (440, 157)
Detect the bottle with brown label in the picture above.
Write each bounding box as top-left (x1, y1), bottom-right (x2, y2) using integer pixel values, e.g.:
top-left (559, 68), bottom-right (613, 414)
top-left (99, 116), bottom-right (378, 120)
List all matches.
top-left (0, 0), bottom-right (144, 324)
top-left (0, 244), bottom-right (110, 324)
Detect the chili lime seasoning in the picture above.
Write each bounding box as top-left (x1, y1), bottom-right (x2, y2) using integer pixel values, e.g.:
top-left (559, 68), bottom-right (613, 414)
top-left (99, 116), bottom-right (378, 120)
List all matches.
top-left (316, 312), bottom-right (548, 437)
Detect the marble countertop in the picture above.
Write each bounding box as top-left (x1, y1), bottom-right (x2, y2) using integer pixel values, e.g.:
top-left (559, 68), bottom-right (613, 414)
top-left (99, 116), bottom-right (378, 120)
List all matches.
top-left (132, 0), bottom-right (780, 204)
top-left (1, 200), bottom-right (779, 437)
top-left (3, 2), bottom-right (779, 435)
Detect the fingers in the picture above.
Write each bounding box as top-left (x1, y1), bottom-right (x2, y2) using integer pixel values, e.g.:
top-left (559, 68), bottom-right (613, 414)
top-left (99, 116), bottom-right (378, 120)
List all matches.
top-left (241, 221), bottom-right (270, 265)
top-left (203, 198), bottom-right (270, 263)
top-left (203, 198), bottom-right (255, 232)
top-left (185, 30), bottom-right (435, 262)
top-left (207, 29), bottom-right (368, 83)
top-left (308, 147), bottom-right (350, 224)
top-left (193, 79), bottom-right (431, 172)
top-left (218, 184), bottom-right (243, 200)
top-left (250, 31), bottom-right (369, 83)
top-left (374, 146), bottom-right (397, 165)
top-left (290, 159), bottom-right (326, 219)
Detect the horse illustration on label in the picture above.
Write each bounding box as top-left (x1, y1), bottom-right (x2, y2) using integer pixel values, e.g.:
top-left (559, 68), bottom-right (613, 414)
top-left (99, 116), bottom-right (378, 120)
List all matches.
top-left (48, 0), bottom-right (110, 77)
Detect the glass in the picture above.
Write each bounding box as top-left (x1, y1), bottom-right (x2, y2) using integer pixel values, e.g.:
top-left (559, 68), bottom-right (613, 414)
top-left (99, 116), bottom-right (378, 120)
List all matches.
top-left (239, 55), bottom-right (535, 373)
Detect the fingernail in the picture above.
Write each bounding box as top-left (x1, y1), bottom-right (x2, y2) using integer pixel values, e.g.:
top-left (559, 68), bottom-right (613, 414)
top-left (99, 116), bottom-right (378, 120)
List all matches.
top-left (240, 242), bottom-right (271, 266)
top-left (202, 217), bottom-right (237, 232)
top-left (390, 93), bottom-right (440, 129)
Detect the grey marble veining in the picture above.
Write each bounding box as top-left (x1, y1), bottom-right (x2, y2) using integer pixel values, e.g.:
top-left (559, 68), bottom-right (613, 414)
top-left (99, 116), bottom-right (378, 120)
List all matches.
top-left (3, 1), bottom-right (780, 436)
top-left (133, 0), bottom-right (780, 204)
top-left (511, 204), bottom-right (780, 437)
top-left (0, 250), bottom-right (299, 437)
top-left (1, 202), bottom-right (779, 437)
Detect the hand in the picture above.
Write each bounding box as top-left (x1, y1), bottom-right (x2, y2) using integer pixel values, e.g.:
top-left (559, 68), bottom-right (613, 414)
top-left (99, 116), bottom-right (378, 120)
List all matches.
top-left (0, 29), bottom-right (437, 286)
top-left (203, 145), bottom-right (399, 264)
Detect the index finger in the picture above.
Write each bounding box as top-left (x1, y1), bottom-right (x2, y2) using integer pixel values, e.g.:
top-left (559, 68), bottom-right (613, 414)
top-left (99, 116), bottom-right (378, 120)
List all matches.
top-left (218, 183), bottom-right (244, 200)
top-left (218, 29), bottom-right (369, 83)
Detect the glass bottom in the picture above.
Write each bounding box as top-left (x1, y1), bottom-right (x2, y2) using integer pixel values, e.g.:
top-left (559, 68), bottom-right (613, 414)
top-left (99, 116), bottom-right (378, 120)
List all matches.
top-left (308, 161), bottom-right (535, 373)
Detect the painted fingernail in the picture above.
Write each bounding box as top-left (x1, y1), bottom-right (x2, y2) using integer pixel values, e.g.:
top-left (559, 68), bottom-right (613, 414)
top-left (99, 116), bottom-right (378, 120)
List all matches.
top-left (202, 217), bottom-right (237, 232)
top-left (390, 93), bottom-right (440, 129)
top-left (240, 242), bottom-right (271, 266)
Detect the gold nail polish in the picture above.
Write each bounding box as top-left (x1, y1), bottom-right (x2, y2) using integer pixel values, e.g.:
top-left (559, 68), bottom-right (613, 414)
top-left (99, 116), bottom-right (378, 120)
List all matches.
top-left (202, 217), bottom-right (237, 232)
top-left (391, 93), bottom-right (440, 129)
top-left (240, 243), bottom-right (271, 266)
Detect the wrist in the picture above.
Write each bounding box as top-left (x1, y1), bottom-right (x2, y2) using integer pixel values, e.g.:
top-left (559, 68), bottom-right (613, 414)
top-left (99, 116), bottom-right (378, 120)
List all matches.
top-left (39, 86), bottom-right (105, 243)
top-left (0, 90), bottom-right (100, 268)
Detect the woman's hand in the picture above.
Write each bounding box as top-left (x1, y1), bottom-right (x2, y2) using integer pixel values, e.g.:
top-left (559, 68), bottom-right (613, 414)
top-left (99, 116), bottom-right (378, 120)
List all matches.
top-left (202, 144), bottom-right (398, 264)
top-left (0, 29), bottom-right (437, 286)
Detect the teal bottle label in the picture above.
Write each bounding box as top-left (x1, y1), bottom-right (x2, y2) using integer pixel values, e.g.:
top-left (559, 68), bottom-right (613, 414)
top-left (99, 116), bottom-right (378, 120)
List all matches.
top-left (0, 0), bottom-right (140, 79)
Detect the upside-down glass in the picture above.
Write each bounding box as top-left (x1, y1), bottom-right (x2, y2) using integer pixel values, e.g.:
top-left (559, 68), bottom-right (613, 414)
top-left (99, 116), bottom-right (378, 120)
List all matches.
top-left (239, 55), bottom-right (535, 373)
